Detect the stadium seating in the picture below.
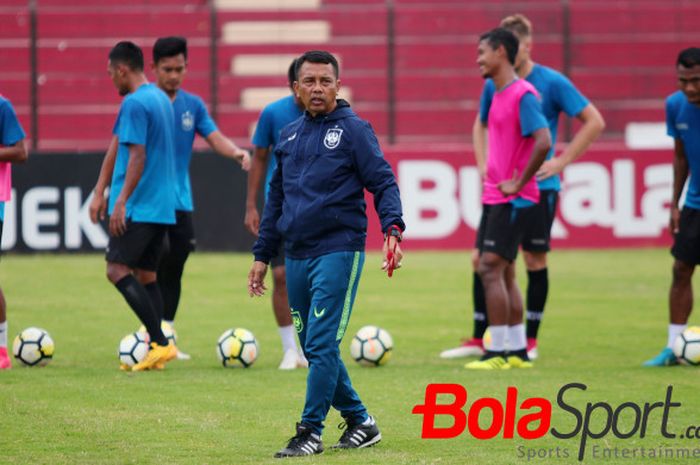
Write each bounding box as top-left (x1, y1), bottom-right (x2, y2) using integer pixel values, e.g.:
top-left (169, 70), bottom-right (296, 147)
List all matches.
top-left (0, 0), bottom-right (689, 150)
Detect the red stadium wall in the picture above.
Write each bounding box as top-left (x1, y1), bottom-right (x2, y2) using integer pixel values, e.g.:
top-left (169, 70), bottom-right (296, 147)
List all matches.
top-left (0, 0), bottom-right (695, 151)
top-left (365, 144), bottom-right (674, 250)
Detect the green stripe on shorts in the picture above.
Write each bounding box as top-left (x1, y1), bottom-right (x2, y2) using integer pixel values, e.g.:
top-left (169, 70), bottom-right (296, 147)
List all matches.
top-left (336, 251), bottom-right (360, 341)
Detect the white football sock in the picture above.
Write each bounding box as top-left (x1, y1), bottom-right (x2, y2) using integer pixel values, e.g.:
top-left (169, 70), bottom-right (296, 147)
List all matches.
top-left (508, 323), bottom-right (527, 351)
top-left (279, 325), bottom-right (297, 352)
top-left (0, 321), bottom-right (6, 347)
top-left (163, 319), bottom-right (174, 328)
top-left (489, 325), bottom-right (507, 352)
top-left (361, 416), bottom-right (375, 426)
top-left (667, 324), bottom-right (687, 349)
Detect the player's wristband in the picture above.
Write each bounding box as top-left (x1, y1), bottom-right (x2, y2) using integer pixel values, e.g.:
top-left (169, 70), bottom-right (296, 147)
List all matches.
top-left (384, 225), bottom-right (403, 242)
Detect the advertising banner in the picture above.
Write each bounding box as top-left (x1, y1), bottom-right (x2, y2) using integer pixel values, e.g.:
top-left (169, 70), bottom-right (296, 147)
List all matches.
top-left (2, 146), bottom-right (673, 253)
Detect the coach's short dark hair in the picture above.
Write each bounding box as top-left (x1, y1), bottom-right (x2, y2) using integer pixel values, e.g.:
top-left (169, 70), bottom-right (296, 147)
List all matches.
top-left (287, 58), bottom-right (298, 89)
top-left (109, 41), bottom-right (144, 71)
top-left (153, 36), bottom-right (188, 63)
top-left (479, 28), bottom-right (519, 65)
top-left (677, 48), bottom-right (700, 68)
top-left (295, 50), bottom-right (339, 78)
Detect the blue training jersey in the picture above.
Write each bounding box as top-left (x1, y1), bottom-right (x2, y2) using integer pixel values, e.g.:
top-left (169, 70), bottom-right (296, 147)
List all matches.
top-left (172, 90), bottom-right (218, 212)
top-left (512, 88), bottom-right (548, 209)
top-left (110, 83), bottom-right (177, 224)
top-left (479, 63), bottom-right (589, 191)
top-left (667, 90), bottom-right (700, 210)
top-left (251, 94), bottom-right (303, 198)
top-left (0, 96), bottom-right (26, 221)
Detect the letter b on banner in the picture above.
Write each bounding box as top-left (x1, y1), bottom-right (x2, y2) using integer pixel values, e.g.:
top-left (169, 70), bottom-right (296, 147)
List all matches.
top-left (399, 161), bottom-right (460, 239)
top-left (412, 383), bottom-right (467, 438)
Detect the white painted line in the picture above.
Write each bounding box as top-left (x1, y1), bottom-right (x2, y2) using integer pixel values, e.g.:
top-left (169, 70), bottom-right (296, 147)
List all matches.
top-left (215, 0), bottom-right (320, 10)
top-left (222, 21), bottom-right (330, 44)
top-left (232, 54), bottom-right (299, 76)
top-left (625, 122), bottom-right (673, 150)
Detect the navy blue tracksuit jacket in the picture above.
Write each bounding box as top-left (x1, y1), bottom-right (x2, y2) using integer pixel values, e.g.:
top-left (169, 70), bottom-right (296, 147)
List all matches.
top-left (253, 100), bottom-right (405, 262)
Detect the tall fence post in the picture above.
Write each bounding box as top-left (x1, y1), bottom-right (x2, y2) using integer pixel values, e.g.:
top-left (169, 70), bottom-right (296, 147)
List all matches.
top-left (29, 0), bottom-right (38, 150)
top-left (386, 0), bottom-right (396, 145)
top-left (561, 0), bottom-right (572, 141)
top-left (208, 0), bottom-right (219, 122)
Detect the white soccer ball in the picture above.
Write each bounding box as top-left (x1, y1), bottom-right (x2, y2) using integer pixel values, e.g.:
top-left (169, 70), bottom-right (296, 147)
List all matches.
top-left (672, 326), bottom-right (700, 365)
top-left (217, 328), bottom-right (258, 368)
top-left (138, 321), bottom-right (177, 346)
top-left (13, 327), bottom-right (54, 367)
top-left (350, 325), bottom-right (393, 366)
top-left (118, 331), bottom-right (150, 367)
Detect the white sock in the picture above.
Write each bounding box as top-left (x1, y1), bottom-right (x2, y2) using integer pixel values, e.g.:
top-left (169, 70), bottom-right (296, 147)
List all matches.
top-left (0, 321), bottom-right (6, 347)
top-left (361, 416), bottom-right (375, 426)
top-left (279, 325), bottom-right (297, 352)
top-left (489, 325), bottom-right (507, 352)
top-left (667, 324), bottom-right (687, 348)
top-left (508, 324), bottom-right (526, 351)
top-left (164, 319), bottom-right (174, 328)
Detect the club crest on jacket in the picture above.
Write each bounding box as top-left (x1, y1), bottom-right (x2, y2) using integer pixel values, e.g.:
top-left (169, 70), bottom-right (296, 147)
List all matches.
top-left (324, 128), bottom-right (343, 149)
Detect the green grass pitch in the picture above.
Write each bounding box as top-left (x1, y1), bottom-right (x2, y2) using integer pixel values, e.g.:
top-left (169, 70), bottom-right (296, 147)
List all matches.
top-left (1, 250), bottom-right (700, 465)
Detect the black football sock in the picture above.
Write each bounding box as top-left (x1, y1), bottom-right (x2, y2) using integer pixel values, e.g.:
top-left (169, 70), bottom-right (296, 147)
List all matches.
top-left (115, 275), bottom-right (168, 346)
top-left (472, 272), bottom-right (488, 339)
top-left (526, 268), bottom-right (548, 339)
top-left (158, 249), bottom-right (189, 322)
top-left (507, 348), bottom-right (530, 361)
top-left (144, 281), bottom-right (164, 323)
top-left (481, 350), bottom-right (505, 360)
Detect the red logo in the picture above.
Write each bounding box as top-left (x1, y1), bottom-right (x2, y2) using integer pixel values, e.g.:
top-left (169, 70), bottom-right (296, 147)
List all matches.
top-left (411, 384), bottom-right (551, 440)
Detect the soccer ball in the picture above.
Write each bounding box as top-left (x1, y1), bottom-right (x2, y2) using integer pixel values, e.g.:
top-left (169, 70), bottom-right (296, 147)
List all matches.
top-left (216, 328), bottom-right (258, 368)
top-left (13, 327), bottom-right (54, 367)
top-left (138, 321), bottom-right (177, 346)
top-left (118, 331), bottom-right (150, 367)
top-left (672, 326), bottom-right (700, 365)
top-left (349, 325), bottom-right (393, 366)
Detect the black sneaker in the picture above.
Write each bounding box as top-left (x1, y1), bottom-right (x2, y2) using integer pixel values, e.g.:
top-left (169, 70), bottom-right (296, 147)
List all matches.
top-left (331, 415), bottom-right (382, 449)
top-left (274, 423), bottom-right (324, 458)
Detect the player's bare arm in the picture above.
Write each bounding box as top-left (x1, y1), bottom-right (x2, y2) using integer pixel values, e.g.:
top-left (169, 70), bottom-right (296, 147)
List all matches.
top-left (671, 138), bottom-right (689, 235)
top-left (472, 115), bottom-right (488, 179)
top-left (90, 135), bottom-right (118, 223)
top-left (244, 146), bottom-right (271, 236)
top-left (499, 126), bottom-right (551, 196)
top-left (0, 139), bottom-right (28, 164)
top-left (205, 130), bottom-right (251, 171)
top-left (110, 143), bottom-right (145, 237)
top-left (537, 103), bottom-right (605, 180)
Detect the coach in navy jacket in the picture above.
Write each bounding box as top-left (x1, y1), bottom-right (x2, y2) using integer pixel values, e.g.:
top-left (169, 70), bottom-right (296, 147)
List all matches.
top-left (252, 98), bottom-right (404, 261)
top-left (248, 50), bottom-right (404, 458)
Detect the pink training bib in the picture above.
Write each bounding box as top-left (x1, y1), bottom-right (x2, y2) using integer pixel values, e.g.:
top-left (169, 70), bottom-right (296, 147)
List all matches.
top-left (482, 79), bottom-right (540, 205)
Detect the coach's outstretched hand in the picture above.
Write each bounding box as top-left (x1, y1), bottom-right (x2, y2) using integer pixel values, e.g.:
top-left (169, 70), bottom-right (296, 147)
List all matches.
top-left (382, 235), bottom-right (403, 277)
top-left (248, 261), bottom-right (268, 297)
